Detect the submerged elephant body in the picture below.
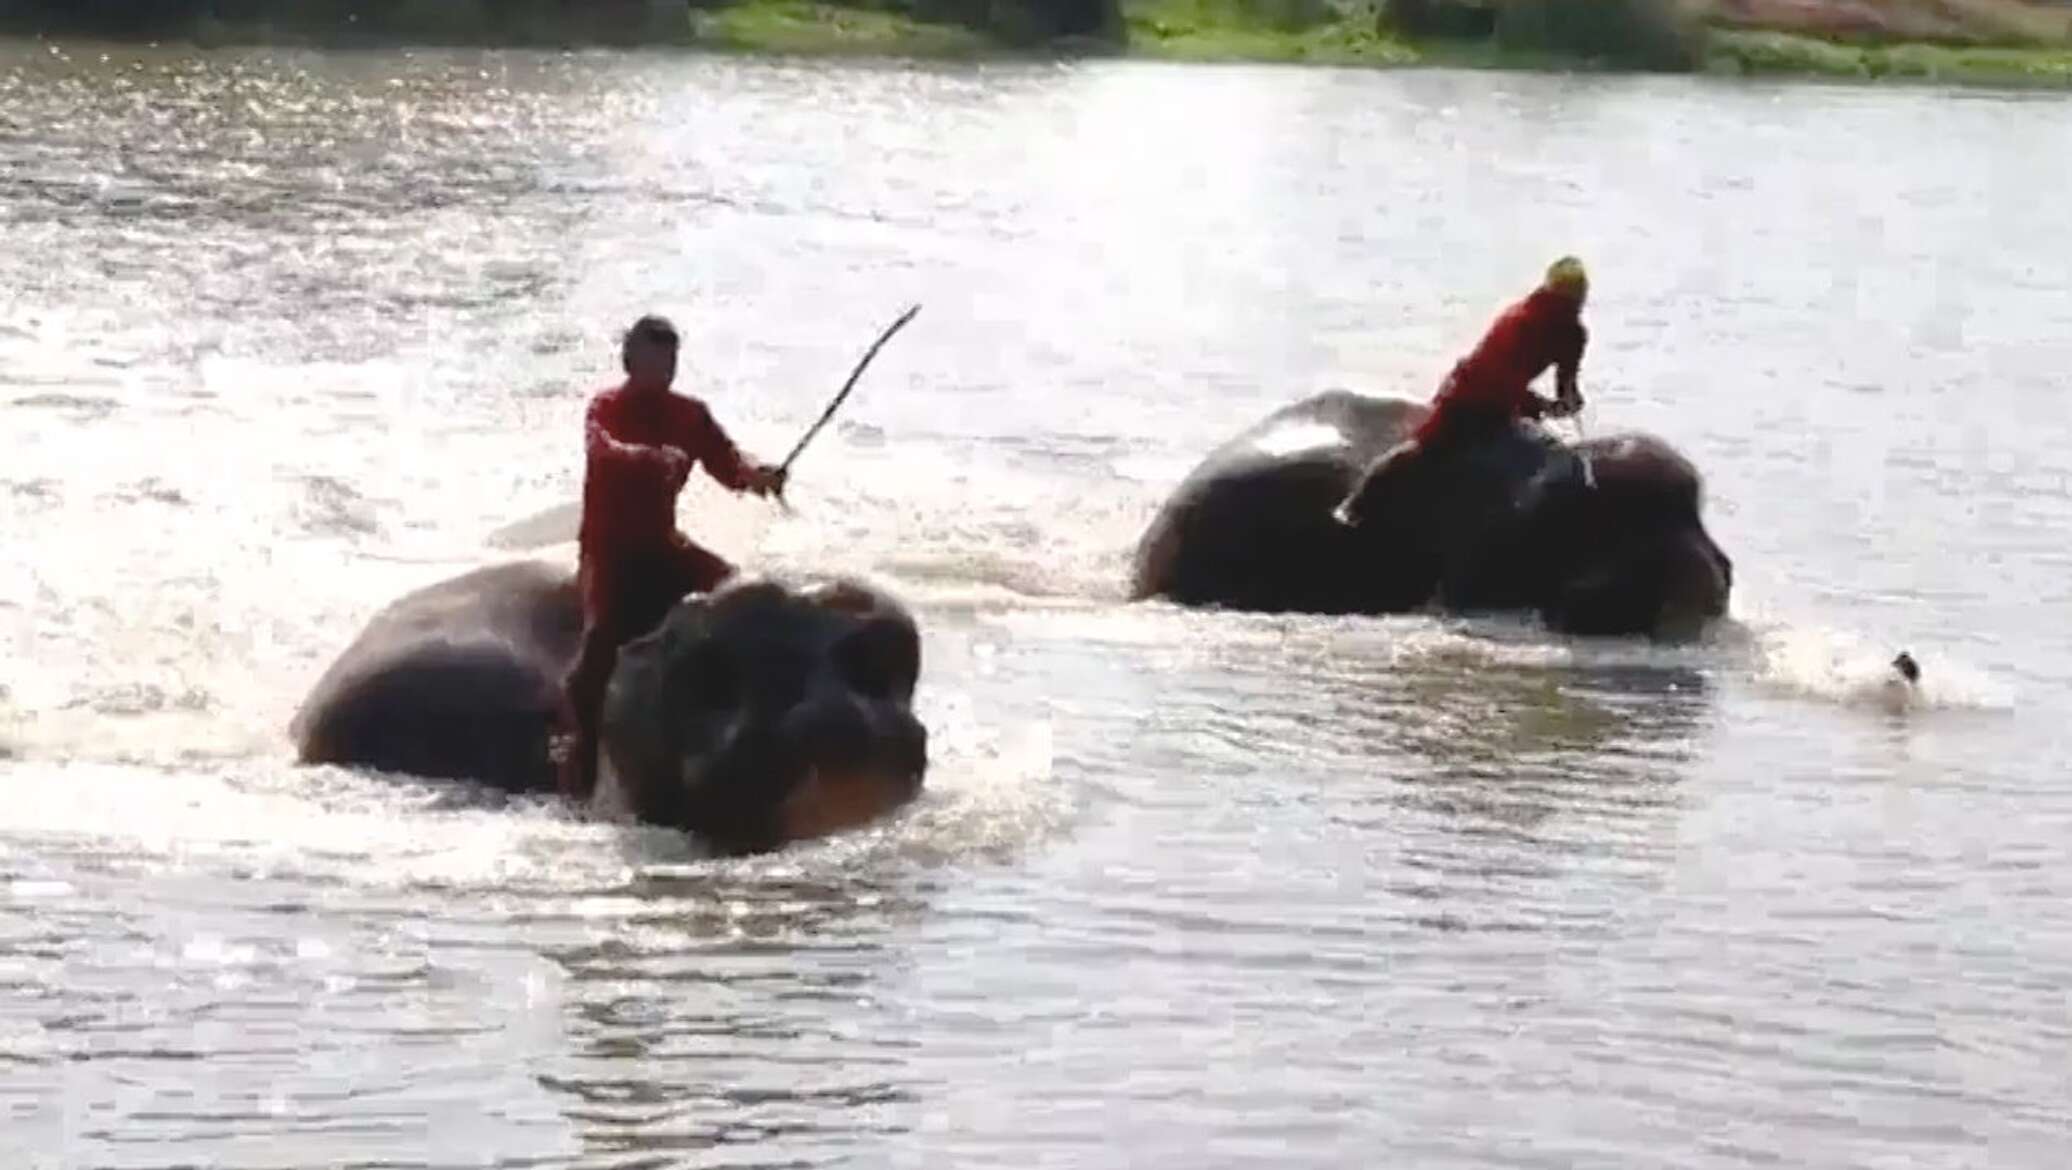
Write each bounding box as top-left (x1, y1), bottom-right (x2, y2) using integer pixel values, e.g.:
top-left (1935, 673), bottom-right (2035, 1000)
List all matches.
top-left (1130, 391), bottom-right (1427, 615)
top-left (292, 562), bottom-right (926, 853)
top-left (1131, 390), bottom-right (1731, 637)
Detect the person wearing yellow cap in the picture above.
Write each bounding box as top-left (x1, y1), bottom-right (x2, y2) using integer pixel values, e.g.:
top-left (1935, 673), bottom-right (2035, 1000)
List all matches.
top-left (1406, 255), bottom-right (1589, 452)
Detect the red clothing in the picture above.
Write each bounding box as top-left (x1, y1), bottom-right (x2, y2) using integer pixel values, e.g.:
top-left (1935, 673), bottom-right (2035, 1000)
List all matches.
top-left (1416, 288), bottom-right (1586, 445)
top-left (577, 534), bottom-right (732, 639)
top-left (559, 383), bottom-right (753, 800)
top-left (576, 383), bottom-right (751, 620)
top-left (578, 384), bottom-right (750, 555)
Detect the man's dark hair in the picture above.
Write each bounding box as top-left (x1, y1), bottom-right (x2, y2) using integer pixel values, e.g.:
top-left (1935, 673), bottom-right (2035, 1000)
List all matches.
top-left (620, 315), bottom-right (680, 375)
top-left (622, 314), bottom-right (680, 352)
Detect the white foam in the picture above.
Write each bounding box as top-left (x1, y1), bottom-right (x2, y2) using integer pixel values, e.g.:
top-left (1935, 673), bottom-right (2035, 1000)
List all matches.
top-left (841, 693), bottom-right (1064, 867)
top-left (0, 673), bottom-right (1063, 891)
top-left (1739, 613), bottom-right (2011, 715)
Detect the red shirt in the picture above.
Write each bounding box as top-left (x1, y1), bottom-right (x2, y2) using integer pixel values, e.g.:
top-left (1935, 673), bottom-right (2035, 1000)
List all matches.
top-left (577, 384), bottom-right (750, 559)
top-left (1419, 287), bottom-right (1586, 441)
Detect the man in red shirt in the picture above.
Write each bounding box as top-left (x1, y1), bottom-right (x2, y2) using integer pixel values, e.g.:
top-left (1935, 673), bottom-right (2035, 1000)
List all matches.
top-left (558, 315), bottom-right (786, 799)
top-left (1415, 255), bottom-right (1589, 450)
top-left (1339, 257), bottom-right (1589, 533)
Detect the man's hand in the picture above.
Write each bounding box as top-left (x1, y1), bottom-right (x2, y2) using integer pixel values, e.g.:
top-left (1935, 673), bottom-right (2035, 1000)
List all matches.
top-left (1546, 391), bottom-right (1583, 420)
top-left (657, 446), bottom-right (692, 484)
top-left (744, 463), bottom-right (788, 498)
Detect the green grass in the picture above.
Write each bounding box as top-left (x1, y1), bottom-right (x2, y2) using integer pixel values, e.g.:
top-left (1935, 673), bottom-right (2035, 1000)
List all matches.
top-left (10, 0), bottom-right (2072, 89)
top-left (687, 0), bottom-right (1421, 66)
top-left (1116, 3), bottom-right (2072, 86)
top-left (1123, 0), bottom-right (1417, 65)
top-left (689, 0), bottom-right (2072, 88)
top-left (690, 1), bottom-right (995, 58)
top-left (1707, 28), bottom-right (2072, 86)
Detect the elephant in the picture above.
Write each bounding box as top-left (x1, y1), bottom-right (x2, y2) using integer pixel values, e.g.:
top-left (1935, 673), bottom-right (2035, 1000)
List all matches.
top-left (1130, 390), bottom-right (1731, 638)
top-left (291, 561), bottom-right (927, 854)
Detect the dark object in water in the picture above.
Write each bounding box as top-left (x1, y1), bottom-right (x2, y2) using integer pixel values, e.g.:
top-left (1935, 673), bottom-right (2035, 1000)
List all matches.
top-left (290, 562), bottom-right (928, 855)
top-left (1130, 390), bottom-right (1733, 640)
top-left (1892, 651), bottom-right (1921, 684)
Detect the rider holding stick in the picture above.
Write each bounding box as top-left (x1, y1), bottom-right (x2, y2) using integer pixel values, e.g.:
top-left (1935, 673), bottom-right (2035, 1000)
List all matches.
top-left (555, 305), bottom-right (920, 799)
top-left (557, 314), bottom-right (785, 799)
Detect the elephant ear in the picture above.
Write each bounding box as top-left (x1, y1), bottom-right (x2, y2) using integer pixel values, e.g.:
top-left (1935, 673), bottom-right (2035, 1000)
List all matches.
top-left (1513, 444), bottom-right (1596, 517)
top-left (601, 598), bottom-right (720, 814)
top-left (1435, 439), bottom-right (1596, 613)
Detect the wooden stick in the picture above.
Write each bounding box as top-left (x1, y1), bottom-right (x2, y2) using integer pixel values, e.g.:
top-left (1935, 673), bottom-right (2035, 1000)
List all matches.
top-left (1570, 412), bottom-right (1596, 490)
top-left (489, 304), bottom-right (922, 540)
top-left (779, 303), bottom-right (920, 477)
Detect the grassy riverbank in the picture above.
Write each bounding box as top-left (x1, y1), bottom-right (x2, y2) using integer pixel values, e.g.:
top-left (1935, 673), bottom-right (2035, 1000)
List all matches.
top-left (689, 0), bottom-right (2072, 86)
top-left (689, 1), bottom-right (995, 57)
top-left (1705, 28), bottom-right (2072, 86)
top-left (5, 0), bottom-right (2071, 89)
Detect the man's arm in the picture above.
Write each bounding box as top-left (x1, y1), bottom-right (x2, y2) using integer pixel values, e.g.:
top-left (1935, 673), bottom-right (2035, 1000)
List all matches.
top-left (680, 401), bottom-right (783, 496)
top-left (587, 395), bottom-right (687, 483)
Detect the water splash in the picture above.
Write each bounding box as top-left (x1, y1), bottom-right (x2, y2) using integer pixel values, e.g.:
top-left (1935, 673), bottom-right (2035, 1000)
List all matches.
top-left (1734, 605), bottom-right (2013, 715)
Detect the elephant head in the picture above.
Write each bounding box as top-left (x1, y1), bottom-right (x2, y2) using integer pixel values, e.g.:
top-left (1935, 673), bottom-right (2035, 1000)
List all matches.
top-left (1497, 433), bottom-right (1732, 638)
top-left (599, 577), bottom-right (929, 854)
top-left (1337, 426), bottom-right (1731, 639)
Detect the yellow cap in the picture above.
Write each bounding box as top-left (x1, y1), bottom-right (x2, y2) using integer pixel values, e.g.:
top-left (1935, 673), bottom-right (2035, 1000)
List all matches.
top-left (1544, 255), bottom-right (1589, 298)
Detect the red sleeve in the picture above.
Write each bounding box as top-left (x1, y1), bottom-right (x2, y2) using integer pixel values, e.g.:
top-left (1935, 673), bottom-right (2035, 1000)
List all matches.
top-left (586, 392), bottom-right (677, 480)
top-left (676, 399), bottom-right (752, 492)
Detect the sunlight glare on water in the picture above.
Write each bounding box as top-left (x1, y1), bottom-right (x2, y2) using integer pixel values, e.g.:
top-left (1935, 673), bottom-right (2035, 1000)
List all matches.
top-left (3, 40), bottom-right (2071, 1168)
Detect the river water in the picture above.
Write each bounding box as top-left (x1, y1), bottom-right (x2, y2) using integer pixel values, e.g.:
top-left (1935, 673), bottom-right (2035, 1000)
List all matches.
top-left (3, 39), bottom-right (2070, 1168)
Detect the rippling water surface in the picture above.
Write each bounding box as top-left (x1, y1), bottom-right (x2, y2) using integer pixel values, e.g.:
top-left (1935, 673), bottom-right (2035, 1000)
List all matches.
top-left (3, 39), bottom-right (2071, 1167)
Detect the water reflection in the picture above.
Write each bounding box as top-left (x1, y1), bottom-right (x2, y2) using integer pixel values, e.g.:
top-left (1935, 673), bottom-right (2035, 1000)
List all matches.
top-left (1369, 628), bottom-right (1711, 894)
top-left (1165, 612), bottom-right (1708, 797)
top-left (6, 36), bottom-right (2071, 1169)
top-left (537, 853), bottom-right (935, 1160)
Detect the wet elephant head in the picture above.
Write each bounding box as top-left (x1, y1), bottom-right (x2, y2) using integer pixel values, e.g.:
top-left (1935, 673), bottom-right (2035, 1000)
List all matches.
top-left (1505, 433), bottom-right (1733, 639)
top-left (598, 577), bottom-right (928, 855)
top-left (1334, 426), bottom-right (1732, 639)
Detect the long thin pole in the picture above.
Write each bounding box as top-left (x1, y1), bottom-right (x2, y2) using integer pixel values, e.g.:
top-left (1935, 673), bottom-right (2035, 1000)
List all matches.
top-left (779, 303), bottom-right (921, 476)
top-left (1570, 412), bottom-right (1597, 490)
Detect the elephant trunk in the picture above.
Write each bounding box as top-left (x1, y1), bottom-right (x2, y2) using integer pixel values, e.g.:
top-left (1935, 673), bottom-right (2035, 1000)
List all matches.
top-left (1657, 527), bottom-right (1732, 635)
top-left (1543, 526), bottom-right (1730, 641)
